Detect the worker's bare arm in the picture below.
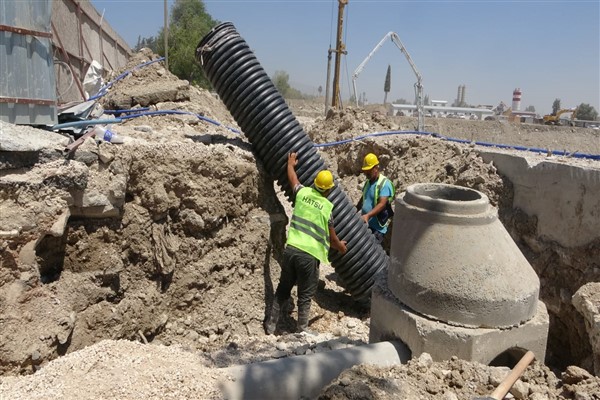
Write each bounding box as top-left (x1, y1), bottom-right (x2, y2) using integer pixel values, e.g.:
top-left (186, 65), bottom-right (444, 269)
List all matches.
top-left (287, 152), bottom-right (300, 188)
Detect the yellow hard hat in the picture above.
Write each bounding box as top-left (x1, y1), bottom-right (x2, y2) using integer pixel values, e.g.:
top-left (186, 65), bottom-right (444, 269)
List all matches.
top-left (362, 153), bottom-right (379, 170)
top-left (314, 170), bottom-right (335, 192)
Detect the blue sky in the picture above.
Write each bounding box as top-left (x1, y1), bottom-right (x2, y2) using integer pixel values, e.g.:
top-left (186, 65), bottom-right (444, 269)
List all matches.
top-left (91, 0), bottom-right (599, 116)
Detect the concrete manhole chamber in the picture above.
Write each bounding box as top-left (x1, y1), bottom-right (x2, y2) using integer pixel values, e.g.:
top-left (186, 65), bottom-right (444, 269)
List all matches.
top-left (370, 183), bottom-right (549, 365)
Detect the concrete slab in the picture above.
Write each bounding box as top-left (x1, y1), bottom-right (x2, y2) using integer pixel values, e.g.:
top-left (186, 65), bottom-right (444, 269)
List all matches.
top-left (0, 120), bottom-right (69, 152)
top-left (0, 121), bottom-right (69, 170)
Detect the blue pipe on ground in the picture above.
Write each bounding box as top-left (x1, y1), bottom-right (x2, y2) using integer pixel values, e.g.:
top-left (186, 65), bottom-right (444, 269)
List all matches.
top-left (51, 118), bottom-right (122, 131)
top-left (317, 130), bottom-right (600, 160)
top-left (103, 108), bottom-right (150, 114)
top-left (196, 22), bottom-right (388, 301)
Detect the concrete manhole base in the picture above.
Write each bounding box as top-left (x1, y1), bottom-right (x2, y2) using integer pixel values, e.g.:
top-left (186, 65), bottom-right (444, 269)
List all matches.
top-left (369, 277), bottom-right (549, 365)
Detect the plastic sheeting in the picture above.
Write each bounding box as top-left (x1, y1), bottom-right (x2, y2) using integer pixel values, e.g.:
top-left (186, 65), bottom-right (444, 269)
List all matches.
top-left (83, 60), bottom-right (105, 100)
top-left (0, 0), bottom-right (56, 125)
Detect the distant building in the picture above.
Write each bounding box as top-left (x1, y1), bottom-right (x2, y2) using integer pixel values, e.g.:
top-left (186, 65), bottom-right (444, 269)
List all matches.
top-left (512, 88), bottom-right (522, 111)
top-left (455, 84), bottom-right (466, 106)
top-left (509, 111), bottom-right (537, 124)
top-left (390, 102), bottom-right (494, 120)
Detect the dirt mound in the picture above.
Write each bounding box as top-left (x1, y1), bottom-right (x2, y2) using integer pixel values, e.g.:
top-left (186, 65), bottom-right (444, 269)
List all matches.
top-left (0, 340), bottom-right (228, 400)
top-left (101, 47), bottom-right (238, 138)
top-left (320, 353), bottom-right (600, 400)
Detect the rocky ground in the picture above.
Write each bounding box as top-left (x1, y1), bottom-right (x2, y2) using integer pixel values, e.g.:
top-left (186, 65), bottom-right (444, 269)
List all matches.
top-left (1, 50), bottom-right (599, 399)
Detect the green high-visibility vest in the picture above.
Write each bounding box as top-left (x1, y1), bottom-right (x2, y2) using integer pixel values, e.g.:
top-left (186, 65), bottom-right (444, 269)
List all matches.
top-left (287, 187), bottom-right (334, 263)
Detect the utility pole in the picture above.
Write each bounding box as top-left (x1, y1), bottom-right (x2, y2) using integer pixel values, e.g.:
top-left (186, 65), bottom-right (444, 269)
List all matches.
top-left (331, 0), bottom-right (348, 109)
top-left (325, 46), bottom-right (333, 116)
top-left (164, 0), bottom-right (169, 70)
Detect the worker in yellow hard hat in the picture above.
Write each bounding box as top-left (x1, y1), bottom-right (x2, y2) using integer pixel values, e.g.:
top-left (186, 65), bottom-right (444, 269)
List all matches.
top-left (265, 152), bottom-right (347, 335)
top-left (357, 153), bottom-right (395, 244)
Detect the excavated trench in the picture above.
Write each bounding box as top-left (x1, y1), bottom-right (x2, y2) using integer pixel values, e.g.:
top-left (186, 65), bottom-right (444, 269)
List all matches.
top-left (0, 129), bottom-right (596, 378)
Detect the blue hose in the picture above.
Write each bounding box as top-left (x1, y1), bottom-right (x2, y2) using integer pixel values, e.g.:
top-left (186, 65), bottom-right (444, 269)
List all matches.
top-left (315, 129), bottom-right (600, 161)
top-left (54, 109), bottom-right (240, 134)
top-left (314, 130), bottom-right (427, 147)
top-left (117, 110), bottom-right (240, 133)
top-left (51, 118), bottom-right (122, 130)
top-left (104, 108), bottom-right (150, 114)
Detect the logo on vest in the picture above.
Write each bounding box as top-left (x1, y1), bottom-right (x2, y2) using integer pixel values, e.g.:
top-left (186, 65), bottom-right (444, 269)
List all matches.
top-left (302, 196), bottom-right (323, 210)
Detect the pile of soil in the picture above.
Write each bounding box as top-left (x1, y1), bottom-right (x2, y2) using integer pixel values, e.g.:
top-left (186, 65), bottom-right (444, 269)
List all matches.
top-left (320, 354), bottom-right (600, 400)
top-left (1, 50), bottom-right (599, 399)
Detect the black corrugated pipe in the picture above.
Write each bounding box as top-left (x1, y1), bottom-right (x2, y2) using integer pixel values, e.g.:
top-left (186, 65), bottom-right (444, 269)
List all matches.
top-left (196, 22), bottom-right (389, 301)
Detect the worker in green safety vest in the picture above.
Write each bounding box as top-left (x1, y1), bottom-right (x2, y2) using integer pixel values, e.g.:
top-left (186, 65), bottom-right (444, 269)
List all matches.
top-left (264, 152), bottom-right (347, 335)
top-left (356, 153), bottom-right (395, 244)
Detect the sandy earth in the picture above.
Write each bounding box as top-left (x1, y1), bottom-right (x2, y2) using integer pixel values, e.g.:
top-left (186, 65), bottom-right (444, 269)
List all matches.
top-left (1, 50), bottom-right (600, 399)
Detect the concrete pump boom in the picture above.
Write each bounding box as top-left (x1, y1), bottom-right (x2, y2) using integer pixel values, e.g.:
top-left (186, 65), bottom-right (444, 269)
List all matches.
top-left (352, 31), bottom-right (424, 131)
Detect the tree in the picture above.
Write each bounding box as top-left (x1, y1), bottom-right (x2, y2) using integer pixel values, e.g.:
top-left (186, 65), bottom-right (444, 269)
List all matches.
top-left (286, 87), bottom-right (304, 100)
top-left (272, 71), bottom-right (291, 97)
top-left (525, 105), bottom-right (536, 112)
top-left (156, 0), bottom-right (217, 88)
top-left (135, 35), bottom-right (158, 52)
top-left (575, 103), bottom-right (599, 121)
top-left (318, 86), bottom-right (323, 96)
top-left (424, 95), bottom-right (430, 106)
top-left (383, 65), bottom-right (391, 104)
top-left (552, 99), bottom-right (561, 115)
top-left (270, 71), bottom-right (306, 99)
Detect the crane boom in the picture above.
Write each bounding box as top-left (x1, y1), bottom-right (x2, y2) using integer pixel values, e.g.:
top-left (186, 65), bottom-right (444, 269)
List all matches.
top-left (352, 31), bottom-right (424, 131)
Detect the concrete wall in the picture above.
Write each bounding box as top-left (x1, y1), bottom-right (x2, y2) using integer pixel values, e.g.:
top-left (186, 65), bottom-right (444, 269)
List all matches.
top-left (479, 151), bottom-right (600, 248)
top-left (478, 149), bottom-right (600, 370)
top-left (52, 0), bottom-right (131, 103)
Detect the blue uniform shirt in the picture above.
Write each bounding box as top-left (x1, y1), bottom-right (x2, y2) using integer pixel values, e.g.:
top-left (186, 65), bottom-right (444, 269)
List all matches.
top-left (361, 178), bottom-right (394, 234)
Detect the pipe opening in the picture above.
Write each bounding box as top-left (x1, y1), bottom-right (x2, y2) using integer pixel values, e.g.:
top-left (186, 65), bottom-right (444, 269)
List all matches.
top-left (403, 183), bottom-right (490, 215)
top-left (413, 184), bottom-right (482, 201)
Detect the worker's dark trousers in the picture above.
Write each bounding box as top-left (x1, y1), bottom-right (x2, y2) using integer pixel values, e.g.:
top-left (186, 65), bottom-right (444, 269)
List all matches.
top-left (275, 246), bottom-right (320, 318)
top-left (369, 228), bottom-right (385, 244)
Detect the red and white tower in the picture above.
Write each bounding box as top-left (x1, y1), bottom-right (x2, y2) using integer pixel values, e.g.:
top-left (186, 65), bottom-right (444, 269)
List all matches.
top-left (512, 88), bottom-right (522, 111)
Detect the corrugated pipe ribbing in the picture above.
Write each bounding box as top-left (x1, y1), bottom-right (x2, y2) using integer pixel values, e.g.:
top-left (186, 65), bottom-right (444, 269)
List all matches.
top-left (196, 22), bottom-right (388, 301)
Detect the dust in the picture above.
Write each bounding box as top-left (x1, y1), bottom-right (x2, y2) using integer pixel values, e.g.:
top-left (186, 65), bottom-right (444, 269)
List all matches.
top-left (1, 49), bottom-right (599, 399)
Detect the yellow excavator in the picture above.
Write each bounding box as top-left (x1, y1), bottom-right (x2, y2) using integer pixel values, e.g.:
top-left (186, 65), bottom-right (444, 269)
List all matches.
top-left (543, 108), bottom-right (577, 125)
